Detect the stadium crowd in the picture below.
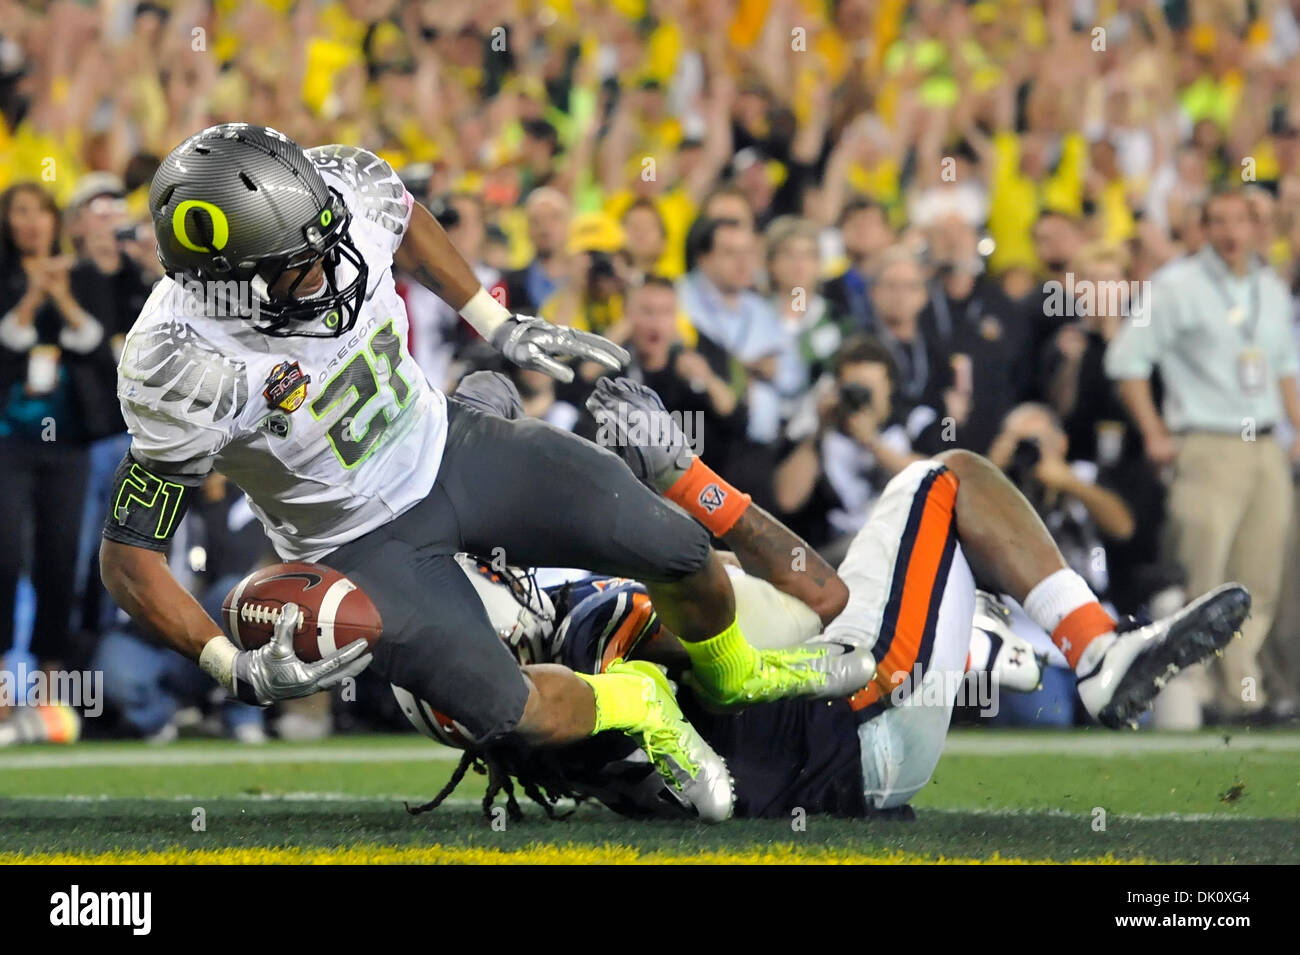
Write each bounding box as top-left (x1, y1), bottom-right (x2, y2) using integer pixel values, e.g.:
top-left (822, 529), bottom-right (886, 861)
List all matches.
top-left (2, 0), bottom-right (1300, 744)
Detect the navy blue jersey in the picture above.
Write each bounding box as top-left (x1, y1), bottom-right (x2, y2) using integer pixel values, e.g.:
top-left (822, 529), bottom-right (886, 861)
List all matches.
top-left (546, 575), bottom-right (661, 674)
top-left (544, 574), bottom-right (867, 819)
top-left (681, 697), bottom-right (866, 819)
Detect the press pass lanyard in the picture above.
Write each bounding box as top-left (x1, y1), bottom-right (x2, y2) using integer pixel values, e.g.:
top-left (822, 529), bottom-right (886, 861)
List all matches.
top-left (928, 281), bottom-right (983, 346)
top-left (882, 328), bottom-right (930, 401)
top-left (1206, 255), bottom-right (1266, 396)
top-left (1205, 258), bottom-right (1260, 344)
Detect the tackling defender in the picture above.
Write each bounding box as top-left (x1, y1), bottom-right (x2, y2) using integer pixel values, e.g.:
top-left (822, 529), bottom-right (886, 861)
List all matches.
top-left (401, 374), bottom-right (1249, 819)
top-left (589, 377), bottom-right (1248, 727)
top-left (398, 551), bottom-right (1041, 820)
top-left (98, 124), bottom-right (874, 817)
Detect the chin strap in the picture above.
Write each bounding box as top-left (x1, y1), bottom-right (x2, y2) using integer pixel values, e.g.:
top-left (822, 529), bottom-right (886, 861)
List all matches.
top-left (250, 274), bottom-right (271, 303)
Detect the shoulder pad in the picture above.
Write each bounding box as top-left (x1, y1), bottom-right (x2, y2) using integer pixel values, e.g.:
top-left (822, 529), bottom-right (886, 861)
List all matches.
top-left (307, 144), bottom-right (411, 241)
top-left (119, 317), bottom-right (249, 425)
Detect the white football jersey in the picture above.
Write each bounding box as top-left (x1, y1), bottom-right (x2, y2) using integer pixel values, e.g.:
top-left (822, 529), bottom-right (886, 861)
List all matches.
top-left (117, 145), bottom-right (448, 562)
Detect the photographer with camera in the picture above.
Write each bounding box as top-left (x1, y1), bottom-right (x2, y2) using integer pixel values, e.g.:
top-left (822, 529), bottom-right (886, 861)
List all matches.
top-left (64, 174), bottom-right (161, 372)
top-left (541, 212), bottom-right (633, 343)
top-left (984, 403), bottom-right (1136, 725)
top-left (774, 335), bottom-right (924, 557)
top-left (987, 403), bottom-right (1135, 589)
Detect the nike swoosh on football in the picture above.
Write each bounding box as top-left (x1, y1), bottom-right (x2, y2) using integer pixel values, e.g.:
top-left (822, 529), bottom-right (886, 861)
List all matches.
top-left (260, 571), bottom-right (325, 591)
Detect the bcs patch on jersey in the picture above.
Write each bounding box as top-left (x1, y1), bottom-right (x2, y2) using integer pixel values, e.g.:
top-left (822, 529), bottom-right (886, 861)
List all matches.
top-left (698, 482), bottom-right (726, 514)
top-left (263, 361), bottom-right (311, 412)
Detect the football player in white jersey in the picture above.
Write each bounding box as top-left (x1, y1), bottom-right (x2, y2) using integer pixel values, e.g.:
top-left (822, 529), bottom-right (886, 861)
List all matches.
top-left (99, 124), bottom-right (875, 820)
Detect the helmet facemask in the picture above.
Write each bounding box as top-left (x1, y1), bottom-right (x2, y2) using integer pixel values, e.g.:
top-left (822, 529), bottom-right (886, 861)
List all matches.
top-left (454, 554), bottom-right (557, 665)
top-left (245, 188), bottom-right (369, 338)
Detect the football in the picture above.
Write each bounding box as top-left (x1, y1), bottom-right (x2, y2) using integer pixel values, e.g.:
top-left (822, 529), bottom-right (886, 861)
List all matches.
top-left (222, 562), bottom-right (383, 663)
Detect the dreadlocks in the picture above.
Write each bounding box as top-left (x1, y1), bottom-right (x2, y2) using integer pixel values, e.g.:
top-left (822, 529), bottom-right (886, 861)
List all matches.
top-left (403, 749), bottom-right (477, 817)
top-left (404, 746), bottom-right (587, 822)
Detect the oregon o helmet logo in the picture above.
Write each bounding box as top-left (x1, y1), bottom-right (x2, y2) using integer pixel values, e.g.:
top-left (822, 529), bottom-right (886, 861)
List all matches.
top-left (172, 200), bottom-right (230, 253)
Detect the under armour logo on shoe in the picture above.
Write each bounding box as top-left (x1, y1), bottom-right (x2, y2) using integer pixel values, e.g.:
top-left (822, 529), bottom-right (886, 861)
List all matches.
top-left (698, 483), bottom-right (726, 513)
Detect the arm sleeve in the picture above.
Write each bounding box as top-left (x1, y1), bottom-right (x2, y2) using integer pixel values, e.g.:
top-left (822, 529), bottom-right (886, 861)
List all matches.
top-left (991, 131), bottom-right (1019, 189)
top-left (1276, 336), bottom-right (1299, 379)
top-left (1045, 132), bottom-right (1087, 214)
top-left (0, 311), bottom-right (38, 353)
top-left (1270, 279), bottom-right (1299, 377)
top-left (102, 448), bottom-right (208, 551)
top-left (1104, 274), bottom-right (1177, 381)
top-left (58, 313), bottom-right (104, 354)
top-left (104, 385), bottom-right (225, 549)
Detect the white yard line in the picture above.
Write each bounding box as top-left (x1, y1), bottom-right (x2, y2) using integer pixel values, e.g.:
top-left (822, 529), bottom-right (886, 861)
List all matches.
top-left (921, 806), bottom-right (1275, 823)
top-left (0, 794), bottom-right (1274, 822)
top-left (0, 792), bottom-right (481, 806)
top-left (0, 731), bottom-right (1296, 770)
top-left (0, 744), bottom-right (459, 769)
top-left (941, 733), bottom-right (1300, 756)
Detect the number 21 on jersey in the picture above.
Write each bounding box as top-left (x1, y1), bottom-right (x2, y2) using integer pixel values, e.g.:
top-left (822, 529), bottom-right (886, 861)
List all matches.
top-left (309, 320), bottom-right (414, 468)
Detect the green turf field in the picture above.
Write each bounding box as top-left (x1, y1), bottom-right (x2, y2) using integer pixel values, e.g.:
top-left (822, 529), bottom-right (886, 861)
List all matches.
top-left (1, 729), bottom-right (1296, 864)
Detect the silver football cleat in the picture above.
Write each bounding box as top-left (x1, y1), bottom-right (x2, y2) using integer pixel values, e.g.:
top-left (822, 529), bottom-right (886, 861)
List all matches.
top-left (608, 659), bottom-right (735, 822)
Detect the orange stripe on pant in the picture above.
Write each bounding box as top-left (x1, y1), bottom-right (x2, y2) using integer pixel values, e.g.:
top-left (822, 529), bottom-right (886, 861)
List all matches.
top-left (849, 469), bottom-right (959, 711)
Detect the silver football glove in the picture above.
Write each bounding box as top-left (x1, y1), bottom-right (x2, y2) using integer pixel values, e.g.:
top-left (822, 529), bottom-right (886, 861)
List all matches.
top-left (585, 376), bottom-right (695, 492)
top-left (231, 603), bottom-right (372, 706)
top-left (490, 315), bottom-right (629, 384)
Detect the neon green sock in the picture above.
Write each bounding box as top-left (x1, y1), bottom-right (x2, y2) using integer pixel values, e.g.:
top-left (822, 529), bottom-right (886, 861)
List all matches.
top-left (575, 670), bottom-right (654, 734)
top-left (682, 617), bottom-right (756, 693)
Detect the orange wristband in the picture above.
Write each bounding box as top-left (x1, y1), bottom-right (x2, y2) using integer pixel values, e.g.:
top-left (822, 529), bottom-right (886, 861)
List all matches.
top-left (664, 458), bottom-right (752, 537)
